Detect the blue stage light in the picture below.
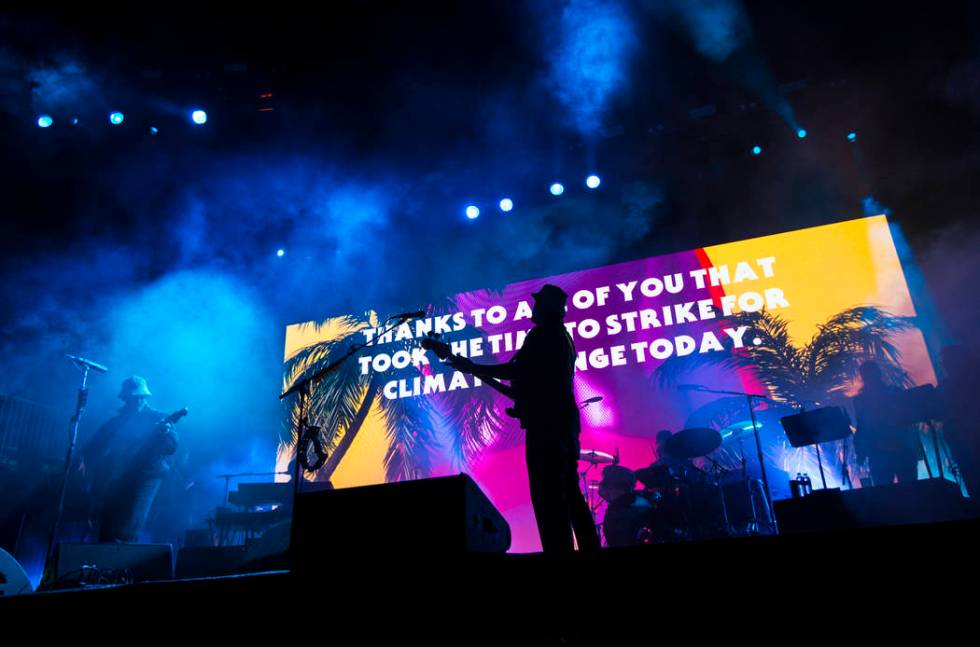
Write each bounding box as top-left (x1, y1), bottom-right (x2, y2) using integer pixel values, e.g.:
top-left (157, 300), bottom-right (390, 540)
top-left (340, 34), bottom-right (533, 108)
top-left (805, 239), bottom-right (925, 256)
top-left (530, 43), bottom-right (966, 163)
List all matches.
top-left (586, 175), bottom-right (601, 189)
top-left (847, 132), bottom-right (857, 142)
top-left (191, 110), bottom-right (207, 125)
top-left (37, 115), bottom-right (53, 128)
top-left (149, 126), bottom-right (159, 135)
top-left (70, 117), bottom-right (79, 125)
top-left (109, 112), bottom-right (125, 125)
top-left (797, 128), bottom-right (807, 139)
top-left (499, 198), bottom-right (514, 212)
top-left (550, 182), bottom-right (565, 196)
top-left (276, 248), bottom-right (285, 257)
top-left (465, 205), bottom-right (480, 219)
top-left (752, 146), bottom-right (762, 155)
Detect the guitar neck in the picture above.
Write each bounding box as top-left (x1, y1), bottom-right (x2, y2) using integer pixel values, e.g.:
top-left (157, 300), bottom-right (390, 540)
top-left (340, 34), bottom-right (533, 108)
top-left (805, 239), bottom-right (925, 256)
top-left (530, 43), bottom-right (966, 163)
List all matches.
top-left (421, 337), bottom-right (516, 400)
top-left (471, 370), bottom-right (514, 399)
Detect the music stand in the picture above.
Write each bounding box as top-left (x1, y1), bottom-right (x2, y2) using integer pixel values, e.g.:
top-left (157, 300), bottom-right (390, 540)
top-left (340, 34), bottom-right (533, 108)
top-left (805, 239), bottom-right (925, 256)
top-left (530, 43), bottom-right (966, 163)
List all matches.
top-left (780, 407), bottom-right (853, 489)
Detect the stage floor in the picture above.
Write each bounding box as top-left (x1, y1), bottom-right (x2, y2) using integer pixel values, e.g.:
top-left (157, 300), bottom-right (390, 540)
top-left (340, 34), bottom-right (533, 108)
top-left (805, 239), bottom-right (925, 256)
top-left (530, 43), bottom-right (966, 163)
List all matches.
top-left (4, 517), bottom-right (978, 641)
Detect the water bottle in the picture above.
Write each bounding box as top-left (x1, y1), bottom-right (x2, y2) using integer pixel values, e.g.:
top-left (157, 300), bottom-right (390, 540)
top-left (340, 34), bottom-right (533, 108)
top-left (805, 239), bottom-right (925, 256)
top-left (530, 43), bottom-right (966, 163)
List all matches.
top-left (802, 473), bottom-right (813, 495)
top-left (791, 473), bottom-right (805, 498)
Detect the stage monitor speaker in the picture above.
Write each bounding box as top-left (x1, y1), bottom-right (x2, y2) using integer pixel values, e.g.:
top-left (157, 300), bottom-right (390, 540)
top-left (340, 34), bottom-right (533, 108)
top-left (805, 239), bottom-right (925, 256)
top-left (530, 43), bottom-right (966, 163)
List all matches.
top-left (775, 479), bottom-right (969, 534)
top-left (0, 547), bottom-right (33, 596)
top-left (45, 542), bottom-right (173, 588)
top-left (291, 473), bottom-right (510, 562)
top-left (175, 546), bottom-right (249, 579)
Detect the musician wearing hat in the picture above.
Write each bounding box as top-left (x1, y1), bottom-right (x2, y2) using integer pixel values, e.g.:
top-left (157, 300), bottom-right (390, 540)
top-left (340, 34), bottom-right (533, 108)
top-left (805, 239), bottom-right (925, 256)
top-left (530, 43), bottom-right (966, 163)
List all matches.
top-left (80, 376), bottom-right (179, 543)
top-left (452, 284), bottom-right (601, 554)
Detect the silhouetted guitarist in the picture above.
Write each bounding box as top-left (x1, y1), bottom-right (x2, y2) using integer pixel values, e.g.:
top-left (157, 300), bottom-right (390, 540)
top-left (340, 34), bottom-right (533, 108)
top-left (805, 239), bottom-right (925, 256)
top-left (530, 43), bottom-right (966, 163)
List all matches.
top-left (452, 284), bottom-right (600, 554)
top-left (81, 376), bottom-right (182, 543)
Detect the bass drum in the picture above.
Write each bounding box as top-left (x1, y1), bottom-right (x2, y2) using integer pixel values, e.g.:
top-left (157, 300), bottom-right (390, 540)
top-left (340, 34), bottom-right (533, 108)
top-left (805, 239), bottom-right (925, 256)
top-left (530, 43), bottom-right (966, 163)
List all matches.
top-left (601, 490), bottom-right (662, 547)
top-left (676, 481), bottom-right (731, 540)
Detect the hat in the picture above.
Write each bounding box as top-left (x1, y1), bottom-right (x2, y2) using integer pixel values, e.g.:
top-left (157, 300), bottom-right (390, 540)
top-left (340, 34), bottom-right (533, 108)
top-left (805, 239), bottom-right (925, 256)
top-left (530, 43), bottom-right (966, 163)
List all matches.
top-left (119, 375), bottom-right (152, 400)
top-left (531, 283), bottom-right (568, 306)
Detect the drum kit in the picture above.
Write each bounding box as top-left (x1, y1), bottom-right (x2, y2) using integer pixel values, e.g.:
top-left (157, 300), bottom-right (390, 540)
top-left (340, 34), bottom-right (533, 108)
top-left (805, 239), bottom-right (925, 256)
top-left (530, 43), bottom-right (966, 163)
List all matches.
top-left (579, 425), bottom-right (774, 547)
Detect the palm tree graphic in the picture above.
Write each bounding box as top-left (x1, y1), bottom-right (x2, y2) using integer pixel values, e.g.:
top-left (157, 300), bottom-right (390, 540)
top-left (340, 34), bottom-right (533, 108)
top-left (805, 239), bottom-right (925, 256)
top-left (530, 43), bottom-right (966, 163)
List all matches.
top-left (655, 305), bottom-right (917, 484)
top-left (656, 305), bottom-right (915, 408)
top-left (282, 309), bottom-right (504, 484)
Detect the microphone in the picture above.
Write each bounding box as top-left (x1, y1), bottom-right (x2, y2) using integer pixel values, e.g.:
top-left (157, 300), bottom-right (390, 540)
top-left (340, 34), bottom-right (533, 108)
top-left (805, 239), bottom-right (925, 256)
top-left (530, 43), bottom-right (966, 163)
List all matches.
top-left (388, 310), bottom-right (426, 321)
top-left (66, 354), bottom-right (108, 374)
top-left (677, 384), bottom-right (703, 392)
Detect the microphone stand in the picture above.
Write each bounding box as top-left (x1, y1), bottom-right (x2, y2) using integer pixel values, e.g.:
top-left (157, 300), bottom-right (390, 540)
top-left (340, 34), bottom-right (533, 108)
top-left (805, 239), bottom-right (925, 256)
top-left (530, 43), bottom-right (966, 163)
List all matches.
top-left (279, 313), bottom-right (422, 502)
top-left (43, 358), bottom-right (102, 585)
top-left (684, 384), bottom-right (779, 533)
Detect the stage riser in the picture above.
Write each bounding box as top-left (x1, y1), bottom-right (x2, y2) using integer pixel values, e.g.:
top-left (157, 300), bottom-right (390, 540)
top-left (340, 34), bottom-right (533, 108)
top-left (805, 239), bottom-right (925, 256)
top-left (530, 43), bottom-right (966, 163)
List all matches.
top-left (774, 479), bottom-right (970, 534)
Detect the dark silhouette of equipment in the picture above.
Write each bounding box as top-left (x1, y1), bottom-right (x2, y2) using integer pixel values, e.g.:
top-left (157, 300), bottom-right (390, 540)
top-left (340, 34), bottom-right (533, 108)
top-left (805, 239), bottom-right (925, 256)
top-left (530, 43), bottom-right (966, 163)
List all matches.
top-left (290, 474), bottom-right (510, 566)
top-left (774, 479), bottom-right (969, 534)
top-left (43, 542), bottom-right (173, 589)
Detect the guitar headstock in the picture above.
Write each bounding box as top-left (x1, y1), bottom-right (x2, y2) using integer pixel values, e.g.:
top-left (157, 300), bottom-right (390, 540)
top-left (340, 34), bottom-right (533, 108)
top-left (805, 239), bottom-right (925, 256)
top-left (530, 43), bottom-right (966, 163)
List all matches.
top-left (165, 408), bottom-right (189, 425)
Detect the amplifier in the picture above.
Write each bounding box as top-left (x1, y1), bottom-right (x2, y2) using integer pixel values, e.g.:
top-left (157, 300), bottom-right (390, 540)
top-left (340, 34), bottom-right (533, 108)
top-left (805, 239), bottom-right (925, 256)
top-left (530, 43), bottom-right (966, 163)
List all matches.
top-left (44, 542), bottom-right (173, 589)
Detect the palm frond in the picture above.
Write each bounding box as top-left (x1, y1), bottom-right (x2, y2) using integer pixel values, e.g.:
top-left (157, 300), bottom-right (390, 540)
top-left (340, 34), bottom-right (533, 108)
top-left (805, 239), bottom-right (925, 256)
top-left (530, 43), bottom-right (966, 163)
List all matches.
top-left (282, 313), bottom-right (367, 388)
top-left (804, 306), bottom-right (914, 395)
top-left (378, 392), bottom-right (441, 482)
top-left (437, 381), bottom-right (505, 468)
top-left (656, 311), bottom-right (806, 404)
top-left (727, 311), bottom-right (808, 403)
top-left (283, 333), bottom-right (373, 451)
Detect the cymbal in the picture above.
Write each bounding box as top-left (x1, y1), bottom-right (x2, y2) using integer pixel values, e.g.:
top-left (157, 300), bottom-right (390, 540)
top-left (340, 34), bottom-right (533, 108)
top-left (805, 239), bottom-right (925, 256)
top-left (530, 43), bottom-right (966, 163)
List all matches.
top-left (665, 427), bottom-right (722, 459)
top-left (579, 449), bottom-right (616, 464)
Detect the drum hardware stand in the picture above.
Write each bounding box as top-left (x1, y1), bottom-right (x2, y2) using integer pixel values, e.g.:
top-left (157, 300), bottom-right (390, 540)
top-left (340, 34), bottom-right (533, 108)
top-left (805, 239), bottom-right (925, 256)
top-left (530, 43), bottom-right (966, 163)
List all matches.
top-left (577, 398), bottom-right (603, 521)
top-left (578, 394), bottom-right (607, 518)
top-left (578, 447), bottom-right (617, 523)
top-left (682, 385), bottom-right (779, 533)
top-left (700, 457), bottom-right (734, 537)
top-left (839, 439), bottom-right (854, 489)
top-left (579, 463), bottom-right (602, 522)
top-left (280, 312), bottom-right (425, 500)
top-left (925, 420), bottom-right (947, 481)
top-left (731, 434), bottom-right (763, 534)
top-left (726, 427), bottom-right (767, 532)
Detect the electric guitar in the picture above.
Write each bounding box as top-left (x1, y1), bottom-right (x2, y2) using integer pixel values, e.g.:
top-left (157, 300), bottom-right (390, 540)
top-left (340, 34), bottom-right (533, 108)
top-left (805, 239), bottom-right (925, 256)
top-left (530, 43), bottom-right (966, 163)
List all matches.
top-left (148, 407), bottom-right (189, 455)
top-left (82, 407), bottom-right (190, 524)
top-left (419, 336), bottom-right (525, 425)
